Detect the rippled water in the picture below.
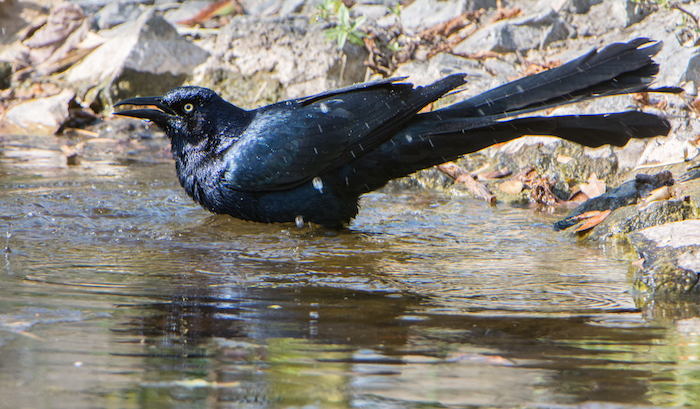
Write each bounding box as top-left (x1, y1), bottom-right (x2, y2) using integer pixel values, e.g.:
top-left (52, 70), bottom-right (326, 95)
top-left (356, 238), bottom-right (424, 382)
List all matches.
top-left (1, 136), bottom-right (699, 408)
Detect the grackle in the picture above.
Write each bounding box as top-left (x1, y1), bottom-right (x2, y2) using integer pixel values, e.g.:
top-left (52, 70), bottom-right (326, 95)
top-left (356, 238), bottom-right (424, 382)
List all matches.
top-left (115, 38), bottom-right (679, 228)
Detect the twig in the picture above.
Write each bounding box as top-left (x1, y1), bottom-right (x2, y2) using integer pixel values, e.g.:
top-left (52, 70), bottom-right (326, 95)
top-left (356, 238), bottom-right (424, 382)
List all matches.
top-left (438, 162), bottom-right (496, 204)
top-left (671, 3), bottom-right (700, 29)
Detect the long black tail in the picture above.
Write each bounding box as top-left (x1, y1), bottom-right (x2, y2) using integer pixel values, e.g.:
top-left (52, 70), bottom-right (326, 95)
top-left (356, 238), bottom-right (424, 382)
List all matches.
top-left (430, 38), bottom-right (674, 119)
top-left (337, 38), bottom-right (679, 194)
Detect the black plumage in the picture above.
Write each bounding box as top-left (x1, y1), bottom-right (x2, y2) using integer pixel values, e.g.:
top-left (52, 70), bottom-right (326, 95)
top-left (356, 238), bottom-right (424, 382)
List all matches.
top-left (115, 38), bottom-right (678, 228)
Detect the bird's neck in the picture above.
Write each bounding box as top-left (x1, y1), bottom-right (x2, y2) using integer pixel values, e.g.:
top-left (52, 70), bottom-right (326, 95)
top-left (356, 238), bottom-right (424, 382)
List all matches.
top-left (171, 137), bottom-right (228, 212)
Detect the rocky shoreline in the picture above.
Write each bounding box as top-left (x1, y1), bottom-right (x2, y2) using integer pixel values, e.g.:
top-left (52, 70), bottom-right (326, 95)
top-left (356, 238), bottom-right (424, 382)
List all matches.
top-left (1, 0), bottom-right (700, 299)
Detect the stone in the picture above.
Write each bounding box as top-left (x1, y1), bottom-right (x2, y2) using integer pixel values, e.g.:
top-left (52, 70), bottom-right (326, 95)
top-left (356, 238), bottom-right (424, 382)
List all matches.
top-left (637, 136), bottom-right (700, 168)
top-left (0, 89), bottom-right (75, 135)
top-left (399, 0), bottom-right (466, 33)
top-left (190, 14), bottom-right (367, 107)
top-left (93, 1), bottom-right (144, 30)
top-left (453, 8), bottom-right (573, 54)
top-left (65, 8), bottom-right (209, 111)
top-left (13, 2), bottom-right (89, 81)
top-left (637, 220), bottom-right (700, 249)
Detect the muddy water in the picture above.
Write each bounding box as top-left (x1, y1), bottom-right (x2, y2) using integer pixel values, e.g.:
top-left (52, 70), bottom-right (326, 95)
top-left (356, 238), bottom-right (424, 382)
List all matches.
top-left (1, 137), bottom-right (699, 408)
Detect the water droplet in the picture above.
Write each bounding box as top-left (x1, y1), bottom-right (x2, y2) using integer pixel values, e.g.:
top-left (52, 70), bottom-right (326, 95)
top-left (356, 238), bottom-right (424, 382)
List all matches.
top-left (295, 215), bottom-right (304, 228)
top-left (4, 227), bottom-right (11, 254)
top-left (405, 134), bottom-right (413, 143)
top-left (312, 176), bottom-right (324, 193)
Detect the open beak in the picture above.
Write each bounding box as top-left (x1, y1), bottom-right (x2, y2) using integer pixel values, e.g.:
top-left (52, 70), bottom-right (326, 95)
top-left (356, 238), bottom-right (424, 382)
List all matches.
top-left (113, 96), bottom-right (176, 123)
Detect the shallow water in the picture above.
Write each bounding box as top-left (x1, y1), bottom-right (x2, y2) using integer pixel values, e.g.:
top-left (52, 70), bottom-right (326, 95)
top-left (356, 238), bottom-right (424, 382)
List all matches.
top-left (1, 137), bottom-right (699, 408)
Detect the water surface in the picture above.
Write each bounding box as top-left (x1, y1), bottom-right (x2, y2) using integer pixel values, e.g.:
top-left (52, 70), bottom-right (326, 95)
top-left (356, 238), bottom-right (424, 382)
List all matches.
top-left (1, 136), bottom-right (698, 408)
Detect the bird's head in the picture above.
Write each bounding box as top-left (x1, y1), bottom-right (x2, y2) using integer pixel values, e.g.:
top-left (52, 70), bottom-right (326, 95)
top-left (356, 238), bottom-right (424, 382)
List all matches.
top-left (114, 86), bottom-right (249, 146)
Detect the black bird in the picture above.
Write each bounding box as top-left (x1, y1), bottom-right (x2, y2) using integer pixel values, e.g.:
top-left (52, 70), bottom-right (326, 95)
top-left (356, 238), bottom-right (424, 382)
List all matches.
top-left (115, 38), bottom-right (678, 228)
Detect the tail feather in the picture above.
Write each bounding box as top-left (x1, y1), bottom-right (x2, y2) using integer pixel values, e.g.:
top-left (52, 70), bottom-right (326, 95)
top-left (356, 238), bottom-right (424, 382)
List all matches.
top-left (332, 38), bottom-right (678, 195)
top-left (343, 112), bottom-right (671, 193)
top-left (432, 38), bottom-right (679, 119)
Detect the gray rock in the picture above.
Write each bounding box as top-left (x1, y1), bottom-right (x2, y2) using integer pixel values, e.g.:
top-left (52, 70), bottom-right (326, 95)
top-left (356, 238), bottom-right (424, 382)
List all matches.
top-left (240, 0), bottom-right (285, 15)
top-left (0, 89), bottom-right (75, 135)
top-left (453, 8), bottom-right (573, 54)
top-left (351, 4), bottom-right (391, 21)
top-left (190, 15), bottom-right (367, 107)
top-left (567, 0), bottom-right (604, 14)
top-left (631, 220), bottom-right (700, 295)
top-left (393, 52), bottom-right (483, 87)
top-left (679, 249), bottom-right (700, 272)
top-left (637, 135), bottom-right (700, 168)
top-left (683, 53), bottom-right (700, 87)
top-left (392, 52), bottom-right (519, 103)
top-left (162, 1), bottom-right (212, 27)
top-left (65, 8), bottom-right (209, 111)
top-left (279, 0), bottom-right (306, 16)
top-left (94, 1), bottom-right (145, 30)
top-left (637, 219), bottom-right (700, 249)
top-left (399, 0), bottom-right (466, 33)
top-left (555, 171), bottom-right (675, 230)
top-left (570, 0), bottom-right (654, 37)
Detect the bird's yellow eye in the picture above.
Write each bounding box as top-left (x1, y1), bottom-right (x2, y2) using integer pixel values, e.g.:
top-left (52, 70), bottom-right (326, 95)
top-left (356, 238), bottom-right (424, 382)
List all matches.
top-left (183, 103), bottom-right (194, 113)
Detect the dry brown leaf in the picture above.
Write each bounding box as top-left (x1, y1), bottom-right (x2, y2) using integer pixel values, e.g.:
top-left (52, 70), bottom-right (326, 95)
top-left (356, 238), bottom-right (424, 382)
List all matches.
top-left (14, 2), bottom-right (88, 80)
top-left (438, 162), bottom-right (496, 204)
top-left (177, 0), bottom-right (243, 27)
top-left (632, 92), bottom-right (651, 106)
top-left (566, 190), bottom-right (589, 203)
top-left (692, 96), bottom-right (700, 113)
top-left (419, 11), bottom-right (480, 40)
top-left (631, 258), bottom-right (646, 269)
top-left (420, 11), bottom-right (482, 59)
top-left (529, 179), bottom-right (565, 206)
top-left (639, 185), bottom-right (673, 209)
top-left (573, 209), bottom-right (611, 233)
top-left (580, 173), bottom-right (605, 199)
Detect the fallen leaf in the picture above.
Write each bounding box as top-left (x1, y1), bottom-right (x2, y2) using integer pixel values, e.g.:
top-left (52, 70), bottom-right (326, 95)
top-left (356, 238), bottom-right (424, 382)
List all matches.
top-left (580, 173), bottom-right (606, 199)
top-left (573, 209), bottom-right (611, 233)
top-left (177, 0), bottom-right (244, 27)
top-left (566, 190), bottom-right (589, 203)
top-left (14, 2), bottom-right (88, 80)
top-left (639, 185), bottom-right (673, 209)
top-left (420, 11), bottom-right (480, 40)
top-left (631, 258), bottom-right (646, 269)
top-left (438, 162), bottom-right (496, 204)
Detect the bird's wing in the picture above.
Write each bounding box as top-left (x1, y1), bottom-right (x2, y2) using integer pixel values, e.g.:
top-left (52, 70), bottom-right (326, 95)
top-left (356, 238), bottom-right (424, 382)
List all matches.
top-left (295, 76), bottom-right (408, 105)
top-left (222, 74), bottom-right (466, 191)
